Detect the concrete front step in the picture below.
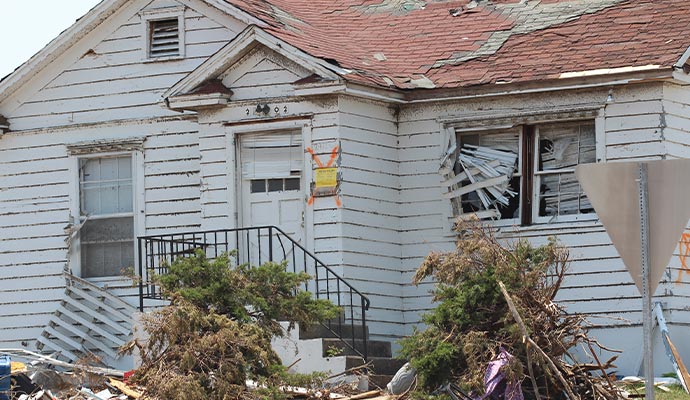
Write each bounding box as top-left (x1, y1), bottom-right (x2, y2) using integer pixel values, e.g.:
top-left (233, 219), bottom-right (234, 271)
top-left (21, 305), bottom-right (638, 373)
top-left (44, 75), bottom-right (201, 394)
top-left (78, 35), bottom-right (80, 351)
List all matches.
top-left (299, 323), bottom-right (369, 340)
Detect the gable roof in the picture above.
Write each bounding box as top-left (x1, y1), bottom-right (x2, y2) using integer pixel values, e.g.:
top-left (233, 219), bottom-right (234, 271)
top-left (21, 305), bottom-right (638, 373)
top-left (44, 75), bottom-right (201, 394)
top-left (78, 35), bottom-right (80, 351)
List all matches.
top-left (0, 0), bottom-right (263, 106)
top-left (222, 0), bottom-right (690, 89)
top-left (164, 25), bottom-right (347, 100)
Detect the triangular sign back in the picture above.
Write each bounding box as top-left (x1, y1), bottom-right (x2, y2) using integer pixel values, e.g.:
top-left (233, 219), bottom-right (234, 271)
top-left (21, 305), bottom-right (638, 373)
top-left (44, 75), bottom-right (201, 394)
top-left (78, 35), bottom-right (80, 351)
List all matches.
top-left (575, 159), bottom-right (690, 295)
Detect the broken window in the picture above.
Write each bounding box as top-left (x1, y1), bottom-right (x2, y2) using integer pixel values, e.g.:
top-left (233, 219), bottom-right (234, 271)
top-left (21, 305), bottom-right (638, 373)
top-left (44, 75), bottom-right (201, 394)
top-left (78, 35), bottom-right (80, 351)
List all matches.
top-left (454, 129), bottom-right (521, 220)
top-left (79, 156), bottom-right (134, 278)
top-left (448, 120), bottom-right (596, 225)
top-left (536, 122), bottom-right (595, 218)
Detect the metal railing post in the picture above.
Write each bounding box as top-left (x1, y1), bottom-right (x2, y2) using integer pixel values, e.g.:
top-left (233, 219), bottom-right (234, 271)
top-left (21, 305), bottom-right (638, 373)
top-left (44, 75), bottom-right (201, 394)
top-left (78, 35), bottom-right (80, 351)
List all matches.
top-left (268, 226), bottom-right (273, 262)
top-left (138, 238), bottom-right (144, 312)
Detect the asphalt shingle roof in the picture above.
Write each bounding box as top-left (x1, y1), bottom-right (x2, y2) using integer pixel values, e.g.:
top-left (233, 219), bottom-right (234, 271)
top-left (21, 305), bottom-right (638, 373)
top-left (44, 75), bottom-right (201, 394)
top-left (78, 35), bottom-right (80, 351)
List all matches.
top-left (223, 0), bottom-right (690, 89)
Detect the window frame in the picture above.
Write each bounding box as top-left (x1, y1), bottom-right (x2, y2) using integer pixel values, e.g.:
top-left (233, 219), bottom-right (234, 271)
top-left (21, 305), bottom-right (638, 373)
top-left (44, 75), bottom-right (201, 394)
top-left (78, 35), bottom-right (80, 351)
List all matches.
top-left (451, 117), bottom-right (601, 228)
top-left (531, 122), bottom-right (597, 224)
top-left (140, 6), bottom-right (186, 62)
top-left (68, 149), bottom-right (145, 281)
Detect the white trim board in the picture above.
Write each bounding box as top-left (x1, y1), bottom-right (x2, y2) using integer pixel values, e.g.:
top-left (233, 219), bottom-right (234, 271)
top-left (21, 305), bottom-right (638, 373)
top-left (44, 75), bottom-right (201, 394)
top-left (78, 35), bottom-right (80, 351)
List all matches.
top-left (164, 26), bottom-right (347, 99)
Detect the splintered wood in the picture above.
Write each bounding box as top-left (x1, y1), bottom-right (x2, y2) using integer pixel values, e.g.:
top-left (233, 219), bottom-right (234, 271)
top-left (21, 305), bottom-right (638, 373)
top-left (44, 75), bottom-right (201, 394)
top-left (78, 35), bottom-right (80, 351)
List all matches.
top-left (443, 144), bottom-right (518, 220)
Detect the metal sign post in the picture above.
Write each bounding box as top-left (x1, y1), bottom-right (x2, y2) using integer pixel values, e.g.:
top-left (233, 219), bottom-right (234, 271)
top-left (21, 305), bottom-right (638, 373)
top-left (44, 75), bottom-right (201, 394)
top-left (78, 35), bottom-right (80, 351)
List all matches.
top-left (637, 163), bottom-right (654, 400)
top-left (576, 159), bottom-right (690, 399)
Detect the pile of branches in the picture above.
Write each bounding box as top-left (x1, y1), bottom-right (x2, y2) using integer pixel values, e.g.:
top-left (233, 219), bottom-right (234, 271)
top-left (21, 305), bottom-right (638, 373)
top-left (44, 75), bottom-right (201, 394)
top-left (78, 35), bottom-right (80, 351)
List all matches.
top-left (400, 219), bottom-right (622, 400)
top-left (126, 250), bottom-right (340, 400)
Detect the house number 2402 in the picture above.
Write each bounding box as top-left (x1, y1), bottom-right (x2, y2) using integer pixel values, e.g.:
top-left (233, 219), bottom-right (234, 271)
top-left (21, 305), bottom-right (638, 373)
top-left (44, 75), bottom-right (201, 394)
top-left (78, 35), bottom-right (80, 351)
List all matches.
top-left (245, 105), bottom-right (289, 116)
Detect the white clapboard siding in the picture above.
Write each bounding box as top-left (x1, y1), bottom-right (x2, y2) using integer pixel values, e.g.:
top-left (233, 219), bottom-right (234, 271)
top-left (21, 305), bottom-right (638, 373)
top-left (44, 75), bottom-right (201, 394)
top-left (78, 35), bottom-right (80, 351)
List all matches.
top-left (663, 82), bottom-right (690, 159)
top-left (337, 97), bottom-right (404, 340)
top-left (0, 0), bottom-right (245, 350)
top-left (9, 3), bottom-right (239, 131)
top-left (220, 46), bottom-right (312, 101)
top-left (395, 83), bottom-right (677, 348)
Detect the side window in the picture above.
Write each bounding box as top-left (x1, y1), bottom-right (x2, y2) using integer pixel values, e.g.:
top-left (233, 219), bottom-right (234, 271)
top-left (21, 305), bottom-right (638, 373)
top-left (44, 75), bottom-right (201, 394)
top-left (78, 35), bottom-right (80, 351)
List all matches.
top-left (451, 120), bottom-right (596, 225)
top-left (79, 156), bottom-right (134, 278)
top-left (536, 122), bottom-right (596, 218)
top-left (455, 129), bottom-right (521, 220)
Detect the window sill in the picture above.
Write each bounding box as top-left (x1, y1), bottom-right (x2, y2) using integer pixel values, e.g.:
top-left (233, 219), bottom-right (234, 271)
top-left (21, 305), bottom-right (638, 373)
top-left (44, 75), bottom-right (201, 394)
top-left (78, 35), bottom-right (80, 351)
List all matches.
top-left (447, 213), bottom-right (601, 236)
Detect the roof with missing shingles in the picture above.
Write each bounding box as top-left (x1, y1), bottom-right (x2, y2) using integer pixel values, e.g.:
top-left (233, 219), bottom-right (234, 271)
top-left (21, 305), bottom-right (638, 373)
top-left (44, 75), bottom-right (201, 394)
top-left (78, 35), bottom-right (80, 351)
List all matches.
top-left (223, 0), bottom-right (690, 89)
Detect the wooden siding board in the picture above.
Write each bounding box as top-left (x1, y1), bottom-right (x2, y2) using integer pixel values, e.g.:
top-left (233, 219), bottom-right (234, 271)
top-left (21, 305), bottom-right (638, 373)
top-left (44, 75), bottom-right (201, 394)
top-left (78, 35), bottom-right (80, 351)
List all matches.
top-left (397, 84), bottom-right (679, 343)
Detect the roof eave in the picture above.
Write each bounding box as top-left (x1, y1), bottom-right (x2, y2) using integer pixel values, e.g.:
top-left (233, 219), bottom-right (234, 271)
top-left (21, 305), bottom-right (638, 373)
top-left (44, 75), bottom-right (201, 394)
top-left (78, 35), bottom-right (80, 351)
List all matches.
top-left (402, 67), bottom-right (676, 104)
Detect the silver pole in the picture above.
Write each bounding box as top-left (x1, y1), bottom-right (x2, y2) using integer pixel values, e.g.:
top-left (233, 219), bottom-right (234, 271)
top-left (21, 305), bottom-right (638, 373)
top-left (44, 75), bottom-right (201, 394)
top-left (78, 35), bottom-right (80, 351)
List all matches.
top-left (638, 162), bottom-right (654, 400)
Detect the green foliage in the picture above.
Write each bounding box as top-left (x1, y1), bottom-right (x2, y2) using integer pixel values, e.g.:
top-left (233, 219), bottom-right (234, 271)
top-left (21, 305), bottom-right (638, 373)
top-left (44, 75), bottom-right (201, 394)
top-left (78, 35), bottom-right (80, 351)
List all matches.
top-left (398, 220), bottom-right (571, 393)
top-left (130, 250), bottom-right (340, 400)
top-left (158, 250), bottom-right (338, 336)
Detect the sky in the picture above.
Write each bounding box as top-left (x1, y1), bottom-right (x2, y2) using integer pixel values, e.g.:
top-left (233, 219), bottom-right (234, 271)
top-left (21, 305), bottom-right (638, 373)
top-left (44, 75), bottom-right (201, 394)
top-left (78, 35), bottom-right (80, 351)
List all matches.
top-left (0, 1), bottom-right (102, 78)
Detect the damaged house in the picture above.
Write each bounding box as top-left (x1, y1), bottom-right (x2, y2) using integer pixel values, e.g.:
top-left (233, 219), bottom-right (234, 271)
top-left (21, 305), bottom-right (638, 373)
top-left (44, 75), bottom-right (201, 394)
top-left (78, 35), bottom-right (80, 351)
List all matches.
top-left (1, 0), bottom-right (690, 376)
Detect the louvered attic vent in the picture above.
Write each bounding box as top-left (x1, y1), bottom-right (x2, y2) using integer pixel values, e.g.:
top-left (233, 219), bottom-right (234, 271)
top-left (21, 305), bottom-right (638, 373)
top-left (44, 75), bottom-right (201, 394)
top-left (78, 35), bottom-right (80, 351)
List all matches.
top-left (149, 18), bottom-right (180, 58)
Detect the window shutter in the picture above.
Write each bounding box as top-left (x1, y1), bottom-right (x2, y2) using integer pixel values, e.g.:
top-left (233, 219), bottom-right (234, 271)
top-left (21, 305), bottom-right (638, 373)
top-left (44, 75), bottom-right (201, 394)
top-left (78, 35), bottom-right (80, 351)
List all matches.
top-left (150, 19), bottom-right (180, 58)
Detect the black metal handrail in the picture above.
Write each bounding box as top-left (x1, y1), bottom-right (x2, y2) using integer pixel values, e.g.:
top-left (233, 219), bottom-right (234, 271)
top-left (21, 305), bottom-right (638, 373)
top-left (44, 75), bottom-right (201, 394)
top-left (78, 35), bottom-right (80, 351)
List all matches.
top-left (137, 226), bottom-right (371, 360)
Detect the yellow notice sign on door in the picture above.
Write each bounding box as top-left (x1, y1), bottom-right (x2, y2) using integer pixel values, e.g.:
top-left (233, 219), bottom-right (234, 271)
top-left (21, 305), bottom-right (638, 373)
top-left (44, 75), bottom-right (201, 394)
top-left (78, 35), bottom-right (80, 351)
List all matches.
top-left (315, 168), bottom-right (337, 188)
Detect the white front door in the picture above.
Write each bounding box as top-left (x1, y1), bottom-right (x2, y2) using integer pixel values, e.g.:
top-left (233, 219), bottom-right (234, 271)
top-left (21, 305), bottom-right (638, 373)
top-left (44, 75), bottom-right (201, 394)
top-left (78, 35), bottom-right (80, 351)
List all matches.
top-left (238, 130), bottom-right (305, 266)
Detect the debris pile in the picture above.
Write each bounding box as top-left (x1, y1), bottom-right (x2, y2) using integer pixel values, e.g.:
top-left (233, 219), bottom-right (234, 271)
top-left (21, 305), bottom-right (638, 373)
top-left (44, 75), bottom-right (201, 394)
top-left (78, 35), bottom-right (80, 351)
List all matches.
top-left (0, 351), bottom-right (403, 400)
top-left (0, 349), bottom-right (143, 400)
top-left (399, 218), bottom-right (624, 399)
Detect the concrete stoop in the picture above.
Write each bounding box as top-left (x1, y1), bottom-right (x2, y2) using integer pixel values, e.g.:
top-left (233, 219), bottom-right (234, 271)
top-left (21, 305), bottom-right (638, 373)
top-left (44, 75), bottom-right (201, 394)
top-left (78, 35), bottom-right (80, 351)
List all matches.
top-left (272, 321), bottom-right (406, 390)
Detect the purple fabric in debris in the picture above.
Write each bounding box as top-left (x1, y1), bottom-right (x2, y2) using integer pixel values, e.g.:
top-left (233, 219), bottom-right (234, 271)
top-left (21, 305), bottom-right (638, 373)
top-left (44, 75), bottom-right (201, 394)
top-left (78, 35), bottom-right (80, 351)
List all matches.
top-left (479, 348), bottom-right (524, 400)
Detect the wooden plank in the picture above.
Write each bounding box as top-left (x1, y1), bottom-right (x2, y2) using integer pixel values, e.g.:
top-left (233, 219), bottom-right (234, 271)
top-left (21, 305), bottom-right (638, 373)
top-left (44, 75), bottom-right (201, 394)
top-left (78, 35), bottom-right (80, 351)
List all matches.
top-left (63, 292), bottom-right (131, 335)
top-left (57, 307), bottom-right (125, 347)
top-left (443, 175), bottom-right (508, 199)
top-left (36, 335), bottom-right (79, 361)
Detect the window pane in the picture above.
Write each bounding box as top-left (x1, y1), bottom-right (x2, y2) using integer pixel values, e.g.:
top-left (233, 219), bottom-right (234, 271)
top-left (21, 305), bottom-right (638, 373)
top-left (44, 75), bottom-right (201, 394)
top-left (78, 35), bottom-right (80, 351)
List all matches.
top-left (284, 178), bottom-right (301, 191)
top-left (118, 183), bottom-right (133, 213)
top-left (81, 159), bottom-right (99, 182)
top-left (99, 182), bottom-right (119, 214)
top-left (539, 123), bottom-right (595, 171)
top-left (81, 217), bottom-right (134, 278)
top-left (250, 179), bottom-right (266, 193)
top-left (82, 183), bottom-right (101, 215)
top-left (81, 217), bottom-right (133, 243)
top-left (538, 122), bottom-right (595, 217)
top-left (99, 157), bottom-right (119, 181)
top-left (268, 179), bottom-right (283, 192)
top-left (118, 157), bottom-right (132, 179)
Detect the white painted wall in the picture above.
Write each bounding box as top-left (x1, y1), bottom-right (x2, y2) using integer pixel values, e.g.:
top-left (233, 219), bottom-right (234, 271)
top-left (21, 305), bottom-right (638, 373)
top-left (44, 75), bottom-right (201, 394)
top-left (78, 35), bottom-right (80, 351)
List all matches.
top-left (0, 0), bottom-right (245, 348)
top-left (1, 0), bottom-right (690, 377)
top-left (396, 82), bottom-right (690, 374)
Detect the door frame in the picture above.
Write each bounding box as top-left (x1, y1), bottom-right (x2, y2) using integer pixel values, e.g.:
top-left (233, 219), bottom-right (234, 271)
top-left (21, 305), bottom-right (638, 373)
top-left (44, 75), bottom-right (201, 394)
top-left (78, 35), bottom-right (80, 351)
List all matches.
top-left (226, 118), bottom-right (314, 252)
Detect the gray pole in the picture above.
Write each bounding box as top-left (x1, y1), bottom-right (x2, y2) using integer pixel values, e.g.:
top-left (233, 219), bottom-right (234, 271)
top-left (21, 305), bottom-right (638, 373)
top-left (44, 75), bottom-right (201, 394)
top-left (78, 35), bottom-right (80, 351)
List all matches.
top-left (638, 162), bottom-right (654, 400)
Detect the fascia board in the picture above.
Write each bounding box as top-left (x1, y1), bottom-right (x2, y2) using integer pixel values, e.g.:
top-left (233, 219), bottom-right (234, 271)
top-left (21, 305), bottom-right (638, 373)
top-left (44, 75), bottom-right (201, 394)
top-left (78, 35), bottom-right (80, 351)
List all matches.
top-left (674, 45), bottom-right (690, 69)
top-left (0, 0), bottom-right (131, 104)
top-left (251, 29), bottom-right (349, 79)
top-left (164, 26), bottom-right (345, 99)
top-left (202, 0), bottom-right (268, 27)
